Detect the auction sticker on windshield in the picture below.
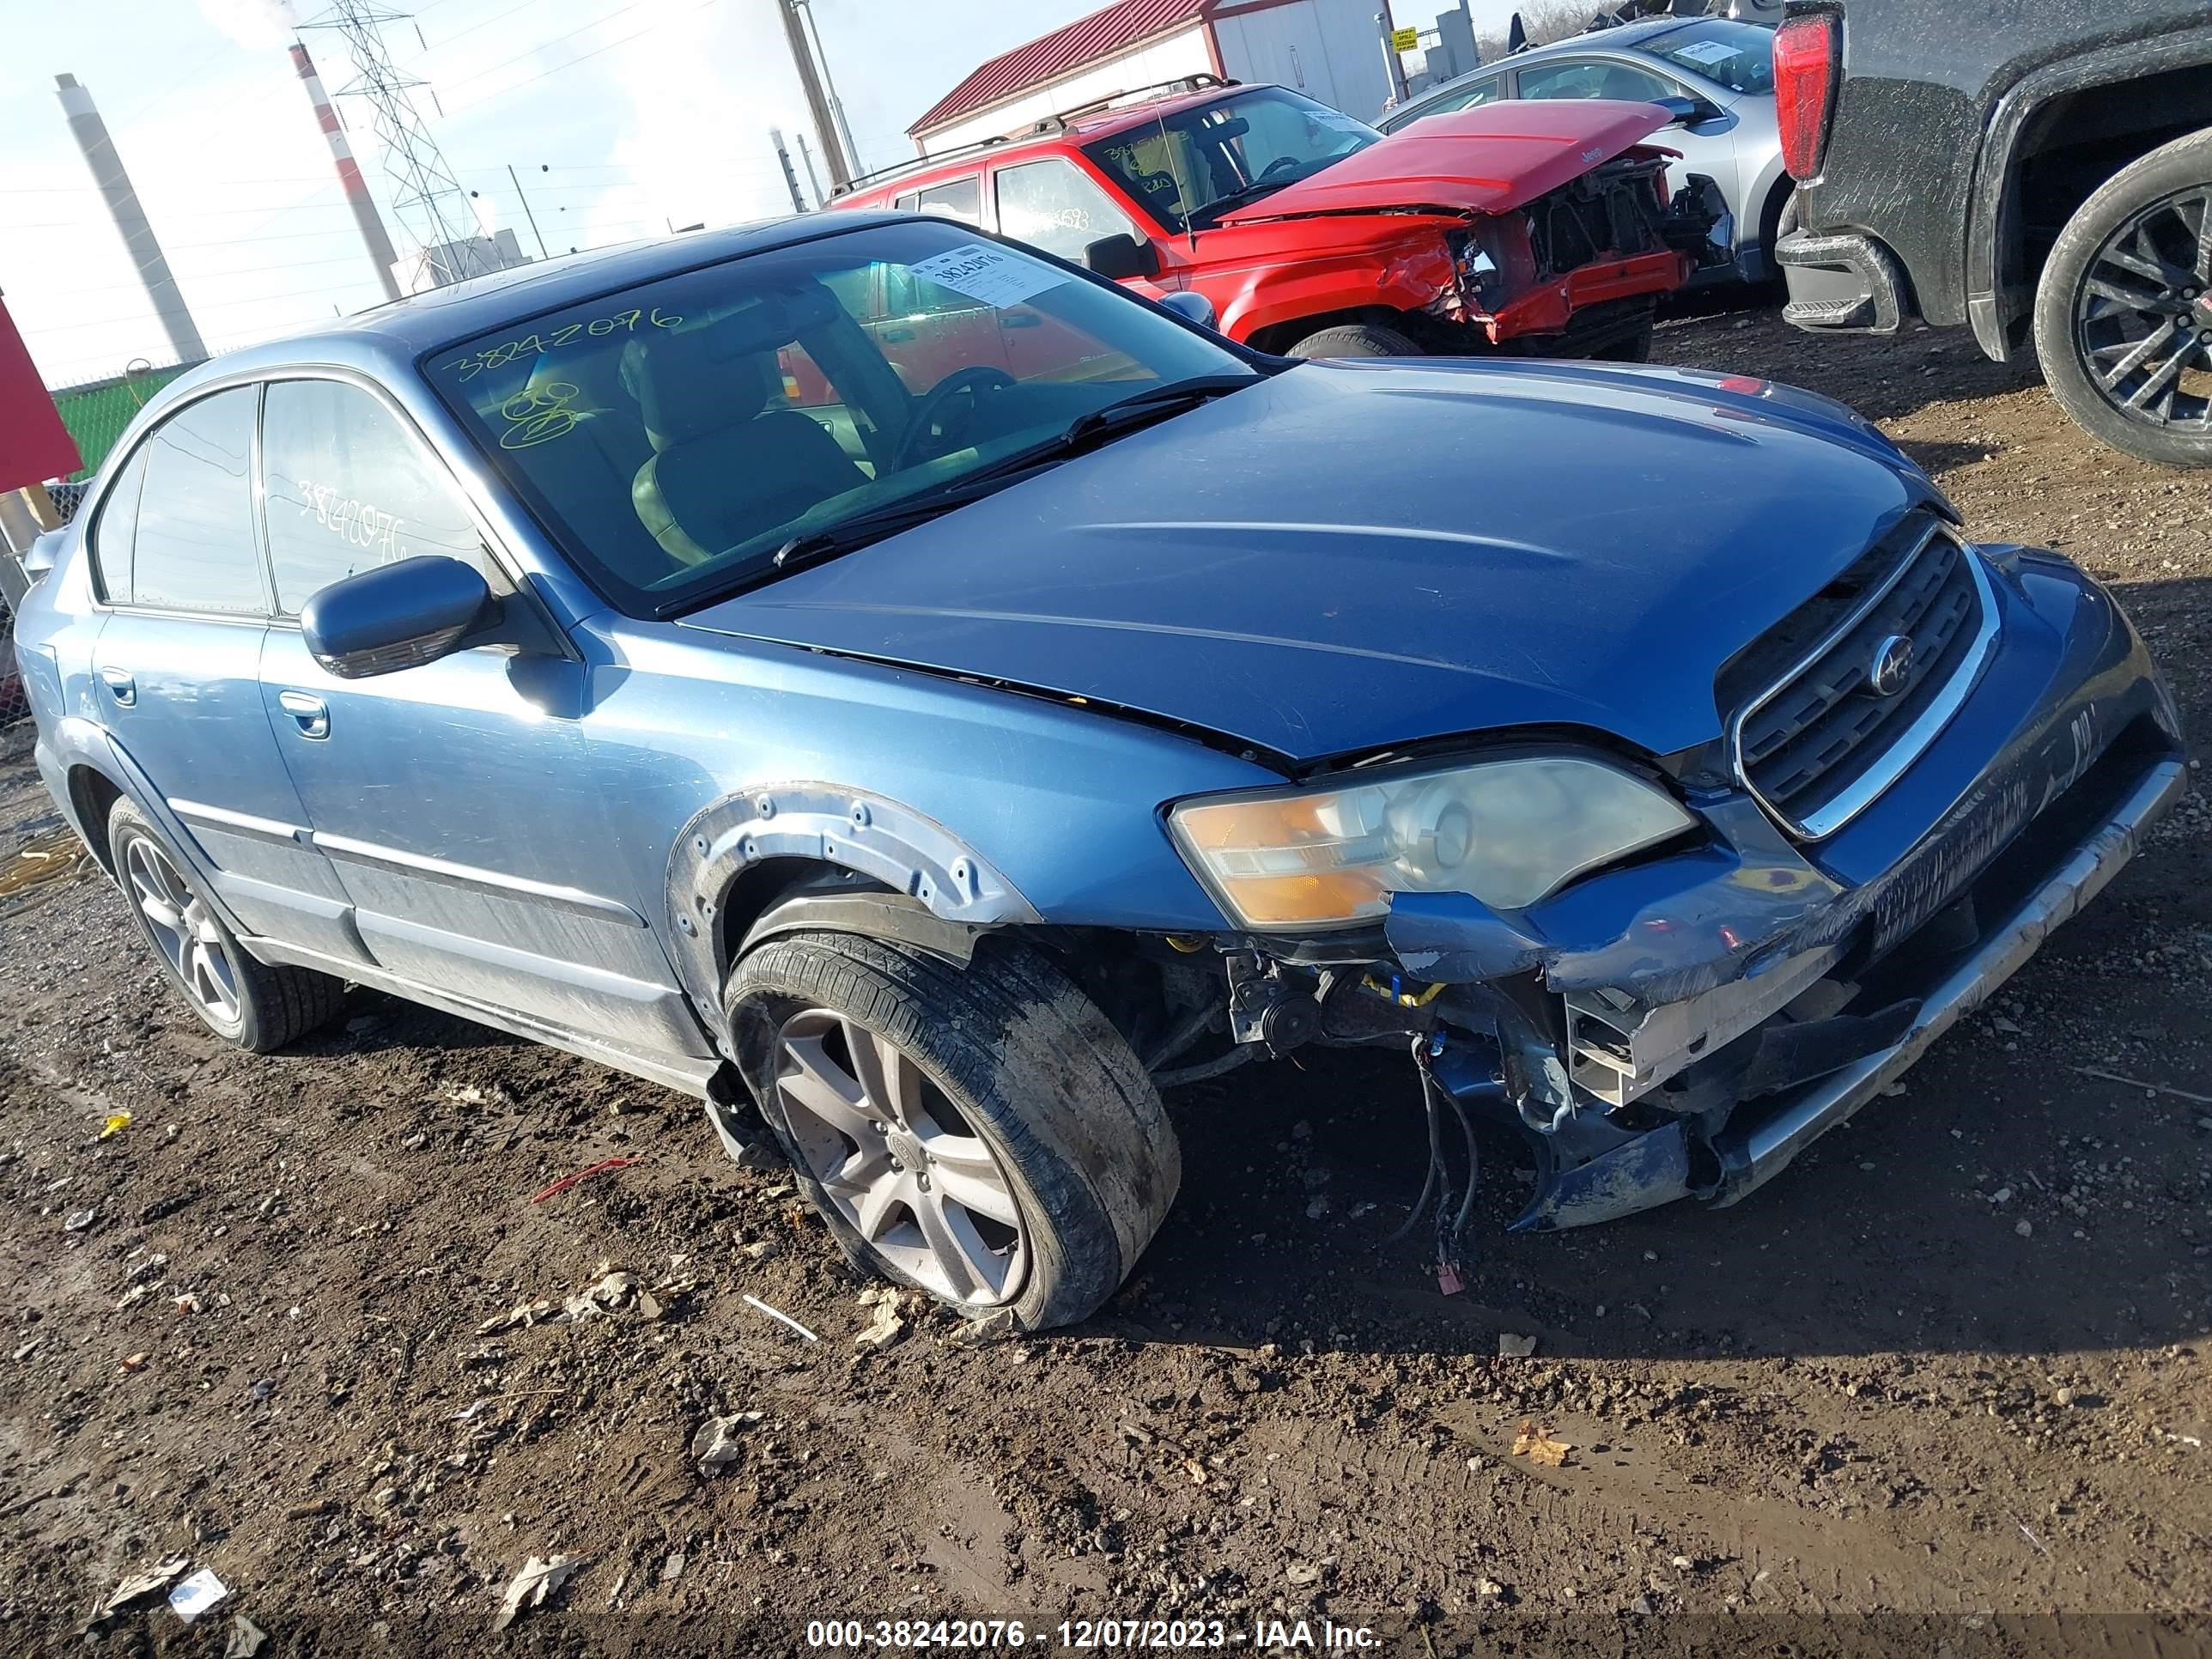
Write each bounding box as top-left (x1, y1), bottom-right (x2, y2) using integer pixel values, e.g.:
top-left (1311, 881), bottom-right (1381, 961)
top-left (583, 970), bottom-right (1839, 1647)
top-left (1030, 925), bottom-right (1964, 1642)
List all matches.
top-left (910, 244), bottom-right (1066, 309)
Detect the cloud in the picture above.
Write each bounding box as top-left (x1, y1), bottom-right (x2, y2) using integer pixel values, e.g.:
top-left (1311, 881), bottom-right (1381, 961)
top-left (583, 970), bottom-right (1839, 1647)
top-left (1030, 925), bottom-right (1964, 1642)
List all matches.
top-left (194, 0), bottom-right (298, 52)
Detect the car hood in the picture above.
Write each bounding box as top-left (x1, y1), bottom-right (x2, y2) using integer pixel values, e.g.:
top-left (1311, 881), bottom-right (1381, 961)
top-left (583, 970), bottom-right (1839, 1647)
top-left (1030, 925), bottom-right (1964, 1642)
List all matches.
top-left (1218, 99), bottom-right (1676, 223)
top-left (679, 359), bottom-right (1945, 767)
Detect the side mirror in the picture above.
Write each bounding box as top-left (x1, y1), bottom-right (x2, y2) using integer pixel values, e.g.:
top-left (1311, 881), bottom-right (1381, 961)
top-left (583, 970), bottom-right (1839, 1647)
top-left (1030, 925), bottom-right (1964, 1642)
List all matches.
top-left (1655, 94), bottom-right (1722, 126)
top-left (1084, 233), bottom-right (1160, 280)
top-left (1158, 289), bottom-right (1218, 331)
top-left (301, 555), bottom-right (493, 680)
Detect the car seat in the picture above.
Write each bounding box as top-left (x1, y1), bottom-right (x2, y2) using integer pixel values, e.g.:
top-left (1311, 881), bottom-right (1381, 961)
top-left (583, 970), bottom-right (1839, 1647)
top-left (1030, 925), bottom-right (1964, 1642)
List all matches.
top-left (1597, 65), bottom-right (1656, 101)
top-left (627, 307), bottom-right (869, 569)
top-left (519, 349), bottom-right (655, 562)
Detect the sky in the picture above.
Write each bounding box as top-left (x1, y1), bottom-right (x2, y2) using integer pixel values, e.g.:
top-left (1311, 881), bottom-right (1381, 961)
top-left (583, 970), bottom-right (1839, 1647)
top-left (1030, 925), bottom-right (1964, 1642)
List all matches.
top-left (1, 0), bottom-right (1140, 387)
top-left (3, 0), bottom-right (1525, 390)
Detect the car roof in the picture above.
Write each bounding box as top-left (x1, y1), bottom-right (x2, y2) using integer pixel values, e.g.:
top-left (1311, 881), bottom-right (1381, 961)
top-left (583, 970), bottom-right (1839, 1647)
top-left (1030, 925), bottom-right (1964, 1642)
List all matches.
top-left (1403, 17), bottom-right (1707, 106)
top-left (836, 82), bottom-right (1291, 203)
top-left (221, 211), bottom-right (918, 364)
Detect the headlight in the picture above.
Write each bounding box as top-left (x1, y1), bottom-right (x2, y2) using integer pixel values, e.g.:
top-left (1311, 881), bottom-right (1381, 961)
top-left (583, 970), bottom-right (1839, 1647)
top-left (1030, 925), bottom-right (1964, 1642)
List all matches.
top-left (1167, 755), bottom-right (1696, 929)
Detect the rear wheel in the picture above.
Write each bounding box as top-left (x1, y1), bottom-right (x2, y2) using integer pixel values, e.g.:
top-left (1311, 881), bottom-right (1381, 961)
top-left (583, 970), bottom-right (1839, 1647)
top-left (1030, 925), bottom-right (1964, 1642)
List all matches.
top-left (108, 798), bottom-right (344, 1051)
top-left (2033, 127), bottom-right (2212, 468)
top-left (726, 932), bottom-right (1180, 1330)
top-left (1287, 323), bottom-right (1425, 359)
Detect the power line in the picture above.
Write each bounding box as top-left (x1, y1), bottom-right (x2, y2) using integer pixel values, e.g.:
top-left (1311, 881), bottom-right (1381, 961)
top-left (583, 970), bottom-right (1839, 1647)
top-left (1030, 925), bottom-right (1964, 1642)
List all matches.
top-left (442, 0), bottom-right (725, 114)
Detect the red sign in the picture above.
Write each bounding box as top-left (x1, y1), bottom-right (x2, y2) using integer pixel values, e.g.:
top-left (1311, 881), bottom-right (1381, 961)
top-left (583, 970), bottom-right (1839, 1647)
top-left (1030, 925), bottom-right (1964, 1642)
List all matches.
top-left (0, 294), bottom-right (82, 491)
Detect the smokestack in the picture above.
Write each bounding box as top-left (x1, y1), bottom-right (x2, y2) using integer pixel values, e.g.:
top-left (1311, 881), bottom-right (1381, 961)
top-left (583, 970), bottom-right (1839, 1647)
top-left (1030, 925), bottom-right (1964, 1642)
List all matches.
top-left (289, 40), bottom-right (403, 304)
top-left (52, 74), bottom-right (208, 365)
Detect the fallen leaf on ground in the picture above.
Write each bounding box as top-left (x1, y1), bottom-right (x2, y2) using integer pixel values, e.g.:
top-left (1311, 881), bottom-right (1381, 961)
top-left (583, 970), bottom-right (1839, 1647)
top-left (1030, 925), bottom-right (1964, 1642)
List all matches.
top-left (492, 1553), bottom-right (580, 1630)
top-left (1510, 1419), bottom-right (1573, 1467)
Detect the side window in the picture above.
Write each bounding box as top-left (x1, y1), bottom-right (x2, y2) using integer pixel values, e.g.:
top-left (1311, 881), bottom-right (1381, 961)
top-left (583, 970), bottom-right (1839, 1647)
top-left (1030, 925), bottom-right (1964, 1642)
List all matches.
top-left (1518, 59), bottom-right (1674, 103)
top-left (1432, 76), bottom-right (1503, 113)
top-left (128, 387), bottom-right (267, 616)
top-left (260, 379), bottom-right (487, 615)
top-left (914, 177), bottom-right (981, 225)
top-left (994, 159), bottom-right (1137, 264)
top-left (88, 445), bottom-right (149, 605)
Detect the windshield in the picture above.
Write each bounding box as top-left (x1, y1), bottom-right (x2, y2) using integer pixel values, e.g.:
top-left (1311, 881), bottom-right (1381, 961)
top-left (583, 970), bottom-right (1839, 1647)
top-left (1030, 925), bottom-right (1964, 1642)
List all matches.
top-left (1647, 20), bottom-right (1775, 95)
top-left (426, 221), bottom-right (1255, 616)
top-left (1083, 86), bottom-right (1380, 232)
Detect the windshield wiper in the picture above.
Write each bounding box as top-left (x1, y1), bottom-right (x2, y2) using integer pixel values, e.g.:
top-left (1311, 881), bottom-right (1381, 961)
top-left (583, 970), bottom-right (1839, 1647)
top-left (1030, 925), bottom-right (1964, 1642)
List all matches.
top-left (1047, 372), bottom-right (1262, 453)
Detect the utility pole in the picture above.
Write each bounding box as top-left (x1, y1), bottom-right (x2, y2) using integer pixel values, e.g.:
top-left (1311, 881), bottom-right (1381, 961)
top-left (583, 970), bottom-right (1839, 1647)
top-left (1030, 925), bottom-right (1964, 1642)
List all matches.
top-left (769, 128), bottom-right (808, 215)
top-left (1374, 9), bottom-right (1410, 106)
top-left (775, 0), bottom-right (850, 189)
top-left (507, 164), bottom-right (550, 258)
top-left (793, 0), bottom-right (862, 178)
top-left (794, 132), bottom-right (825, 207)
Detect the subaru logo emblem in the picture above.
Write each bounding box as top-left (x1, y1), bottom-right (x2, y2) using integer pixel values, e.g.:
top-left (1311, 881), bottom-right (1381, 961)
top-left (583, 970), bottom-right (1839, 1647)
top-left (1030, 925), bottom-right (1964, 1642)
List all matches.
top-left (1868, 634), bottom-right (1916, 698)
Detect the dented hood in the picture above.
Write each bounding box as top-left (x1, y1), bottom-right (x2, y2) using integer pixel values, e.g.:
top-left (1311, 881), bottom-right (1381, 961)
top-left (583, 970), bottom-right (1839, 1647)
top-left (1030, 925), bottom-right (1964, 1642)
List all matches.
top-left (1216, 99), bottom-right (1676, 223)
top-left (678, 359), bottom-right (1944, 766)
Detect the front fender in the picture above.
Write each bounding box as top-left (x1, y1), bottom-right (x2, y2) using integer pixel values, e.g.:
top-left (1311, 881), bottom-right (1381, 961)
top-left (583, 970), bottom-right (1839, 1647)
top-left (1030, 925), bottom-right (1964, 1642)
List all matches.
top-left (1201, 218), bottom-right (1462, 344)
top-left (664, 782), bottom-right (1041, 1055)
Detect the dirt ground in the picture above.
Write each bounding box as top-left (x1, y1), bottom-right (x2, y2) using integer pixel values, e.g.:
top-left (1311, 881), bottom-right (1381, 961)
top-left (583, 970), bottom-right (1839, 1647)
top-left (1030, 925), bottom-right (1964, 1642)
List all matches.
top-left (3, 310), bottom-right (2209, 1658)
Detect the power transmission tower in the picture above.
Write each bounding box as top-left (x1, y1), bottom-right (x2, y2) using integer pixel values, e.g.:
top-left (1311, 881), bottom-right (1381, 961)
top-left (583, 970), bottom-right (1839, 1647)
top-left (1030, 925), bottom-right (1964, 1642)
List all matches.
top-left (300, 0), bottom-right (491, 287)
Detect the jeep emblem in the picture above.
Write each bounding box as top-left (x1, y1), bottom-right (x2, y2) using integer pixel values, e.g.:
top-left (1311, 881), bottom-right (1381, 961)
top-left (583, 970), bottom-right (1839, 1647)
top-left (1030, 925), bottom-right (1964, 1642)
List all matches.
top-left (1868, 634), bottom-right (1916, 698)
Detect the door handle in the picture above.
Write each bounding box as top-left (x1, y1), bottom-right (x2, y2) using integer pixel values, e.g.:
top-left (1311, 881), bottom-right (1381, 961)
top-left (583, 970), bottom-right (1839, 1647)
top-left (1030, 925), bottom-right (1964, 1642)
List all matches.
top-left (99, 666), bottom-right (136, 707)
top-left (1000, 310), bottom-right (1043, 328)
top-left (878, 326), bottom-right (915, 343)
top-left (278, 690), bottom-right (330, 739)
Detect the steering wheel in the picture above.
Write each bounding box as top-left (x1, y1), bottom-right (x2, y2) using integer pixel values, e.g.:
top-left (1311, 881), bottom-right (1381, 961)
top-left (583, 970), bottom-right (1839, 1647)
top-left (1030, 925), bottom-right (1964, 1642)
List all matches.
top-left (1259, 155), bottom-right (1304, 179)
top-left (892, 366), bottom-right (1018, 470)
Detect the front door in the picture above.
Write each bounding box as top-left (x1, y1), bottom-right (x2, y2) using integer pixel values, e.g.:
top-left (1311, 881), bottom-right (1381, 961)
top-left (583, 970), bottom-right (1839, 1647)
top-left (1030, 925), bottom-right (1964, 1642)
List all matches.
top-left (85, 385), bottom-right (356, 961)
top-left (252, 374), bottom-right (703, 1064)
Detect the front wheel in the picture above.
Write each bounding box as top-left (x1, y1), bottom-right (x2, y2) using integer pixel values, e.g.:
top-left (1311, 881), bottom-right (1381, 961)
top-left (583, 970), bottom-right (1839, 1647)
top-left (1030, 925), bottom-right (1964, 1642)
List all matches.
top-left (726, 932), bottom-right (1181, 1331)
top-left (2033, 127), bottom-right (2212, 468)
top-left (1287, 323), bottom-right (1425, 359)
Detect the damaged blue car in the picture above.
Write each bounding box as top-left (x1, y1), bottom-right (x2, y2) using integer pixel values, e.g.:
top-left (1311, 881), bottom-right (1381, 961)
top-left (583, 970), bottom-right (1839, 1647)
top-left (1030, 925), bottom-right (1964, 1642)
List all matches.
top-left (9, 213), bottom-right (2184, 1329)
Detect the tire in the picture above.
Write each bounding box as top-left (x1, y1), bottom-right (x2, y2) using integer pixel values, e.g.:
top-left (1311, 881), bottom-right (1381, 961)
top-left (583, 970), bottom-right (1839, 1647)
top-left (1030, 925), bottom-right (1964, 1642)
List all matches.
top-left (1287, 323), bottom-right (1425, 359)
top-left (726, 931), bottom-right (1180, 1331)
top-left (107, 797), bottom-right (346, 1052)
top-left (1591, 321), bottom-right (1654, 362)
top-left (2032, 127), bottom-right (2212, 469)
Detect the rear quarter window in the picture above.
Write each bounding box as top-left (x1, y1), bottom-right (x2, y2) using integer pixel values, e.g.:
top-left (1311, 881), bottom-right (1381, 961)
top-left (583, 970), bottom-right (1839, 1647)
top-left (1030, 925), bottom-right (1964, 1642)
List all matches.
top-left (121, 387), bottom-right (268, 616)
top-left (88, 446), bottom-right (149, 605)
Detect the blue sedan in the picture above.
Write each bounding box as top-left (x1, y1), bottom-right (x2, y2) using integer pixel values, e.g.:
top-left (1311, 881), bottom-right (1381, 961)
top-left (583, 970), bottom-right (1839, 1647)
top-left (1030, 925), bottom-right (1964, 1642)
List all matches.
top-left (9, 212), bottom-right (2183, 1328)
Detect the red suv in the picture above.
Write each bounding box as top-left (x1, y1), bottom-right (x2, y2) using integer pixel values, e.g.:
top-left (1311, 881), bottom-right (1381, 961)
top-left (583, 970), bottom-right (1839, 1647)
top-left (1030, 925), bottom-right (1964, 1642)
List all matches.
top-left (836, 78), bottom-right (1728, 362)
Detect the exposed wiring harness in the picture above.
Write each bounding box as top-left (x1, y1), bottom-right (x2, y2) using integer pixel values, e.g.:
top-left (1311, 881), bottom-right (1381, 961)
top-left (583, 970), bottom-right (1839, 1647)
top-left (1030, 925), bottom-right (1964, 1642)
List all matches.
top-left (1385, 1029), bottom-right (1480, 1291)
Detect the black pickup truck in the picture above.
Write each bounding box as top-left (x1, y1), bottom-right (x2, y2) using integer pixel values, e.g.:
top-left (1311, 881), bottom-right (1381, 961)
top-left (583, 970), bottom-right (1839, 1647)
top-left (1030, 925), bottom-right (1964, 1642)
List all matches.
top-left (1772, 0), bottom-right (2212, 467)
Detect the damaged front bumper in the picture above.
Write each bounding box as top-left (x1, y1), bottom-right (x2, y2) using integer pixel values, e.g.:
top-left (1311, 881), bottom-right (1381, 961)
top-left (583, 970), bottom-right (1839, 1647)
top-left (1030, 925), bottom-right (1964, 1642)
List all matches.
top-left (1370, 546), bottom-right (2185, 1230)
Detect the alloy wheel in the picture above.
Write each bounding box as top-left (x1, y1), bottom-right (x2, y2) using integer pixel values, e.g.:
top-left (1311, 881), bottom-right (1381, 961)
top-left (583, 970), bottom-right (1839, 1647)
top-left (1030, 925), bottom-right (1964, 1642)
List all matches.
top-left (770, 1009), bottom-right (1028, 1307)
top-left (125, 836), bottom-right (240, 1026)
top-left (2073, 185), bottom-right (2212, 431)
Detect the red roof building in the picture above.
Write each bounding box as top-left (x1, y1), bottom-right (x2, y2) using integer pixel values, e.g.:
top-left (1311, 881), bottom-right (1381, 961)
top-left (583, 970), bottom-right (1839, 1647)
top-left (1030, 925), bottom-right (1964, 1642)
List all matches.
top-left (908, 0), bottom-right (1399, 154)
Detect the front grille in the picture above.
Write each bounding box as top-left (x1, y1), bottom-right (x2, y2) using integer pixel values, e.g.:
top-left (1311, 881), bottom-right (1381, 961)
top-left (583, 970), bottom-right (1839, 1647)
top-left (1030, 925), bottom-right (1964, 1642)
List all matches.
top-left (1726, 517), bottom-right (1993, 838)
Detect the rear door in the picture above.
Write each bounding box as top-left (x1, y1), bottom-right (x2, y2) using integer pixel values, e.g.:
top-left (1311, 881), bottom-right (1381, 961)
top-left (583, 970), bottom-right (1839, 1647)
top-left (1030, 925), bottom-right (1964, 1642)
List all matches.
top-left (86, 385), bottom-right (357, 961)
top-left (990, 156), bottom-right (1170, 375)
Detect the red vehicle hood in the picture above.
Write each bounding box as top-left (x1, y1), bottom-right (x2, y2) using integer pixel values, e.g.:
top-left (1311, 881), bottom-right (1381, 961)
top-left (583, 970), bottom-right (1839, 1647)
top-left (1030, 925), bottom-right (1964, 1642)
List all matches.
top-left (1218, 99), bottom-right (1674, 222)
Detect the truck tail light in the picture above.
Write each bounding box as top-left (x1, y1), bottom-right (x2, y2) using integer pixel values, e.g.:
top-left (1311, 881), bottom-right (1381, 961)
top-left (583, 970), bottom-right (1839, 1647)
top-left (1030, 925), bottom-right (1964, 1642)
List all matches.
top-left (1774, 10), bottom-right (1839, 181)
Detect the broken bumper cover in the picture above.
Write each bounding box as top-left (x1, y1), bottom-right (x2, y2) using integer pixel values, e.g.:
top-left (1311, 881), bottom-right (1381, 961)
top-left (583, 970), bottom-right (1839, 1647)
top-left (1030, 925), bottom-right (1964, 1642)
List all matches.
top-left (1379, 545), bottom-right (2185, 1227)
top-left (1708, 751), bottom-right (2183, 1205)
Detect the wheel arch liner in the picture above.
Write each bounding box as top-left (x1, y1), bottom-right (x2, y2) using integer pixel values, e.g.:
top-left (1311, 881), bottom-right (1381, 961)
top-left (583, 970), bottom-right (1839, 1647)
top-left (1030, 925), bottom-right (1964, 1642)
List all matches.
top-left (666, 782), bottom-right (1042, 1055)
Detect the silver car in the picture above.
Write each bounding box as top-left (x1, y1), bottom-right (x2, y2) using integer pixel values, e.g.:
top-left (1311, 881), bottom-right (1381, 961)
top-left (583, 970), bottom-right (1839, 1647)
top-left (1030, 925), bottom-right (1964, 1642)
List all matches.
top-left (1382, 16), bottom-right (1787, 286)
